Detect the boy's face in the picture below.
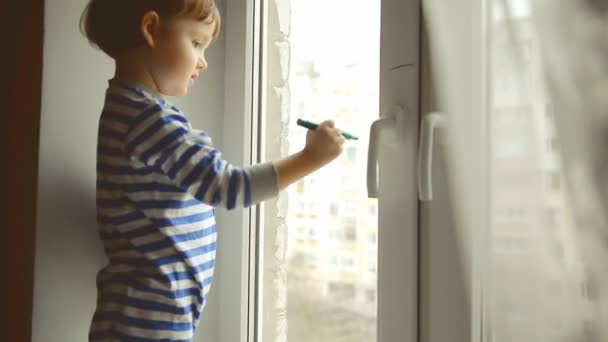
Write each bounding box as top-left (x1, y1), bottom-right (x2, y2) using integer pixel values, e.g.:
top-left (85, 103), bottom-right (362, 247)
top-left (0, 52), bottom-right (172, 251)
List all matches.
top-left (149, 17), bottom-right (215, 97)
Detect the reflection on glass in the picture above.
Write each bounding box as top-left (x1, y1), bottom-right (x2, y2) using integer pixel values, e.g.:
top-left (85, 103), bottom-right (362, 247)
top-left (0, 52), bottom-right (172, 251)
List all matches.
top-left (488, 0), bottom-right (593, 340)
top-left (261, 0), bottom-right (380, 341)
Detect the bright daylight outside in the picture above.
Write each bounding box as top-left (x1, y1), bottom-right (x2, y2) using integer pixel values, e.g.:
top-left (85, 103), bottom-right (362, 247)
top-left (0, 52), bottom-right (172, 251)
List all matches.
top-left (259, 0), bottom-right (380, 341)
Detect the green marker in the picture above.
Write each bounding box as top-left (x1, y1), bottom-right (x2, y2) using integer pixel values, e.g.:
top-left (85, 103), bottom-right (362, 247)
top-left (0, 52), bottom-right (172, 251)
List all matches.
top-left (296, 118), bottom-right (359, 140)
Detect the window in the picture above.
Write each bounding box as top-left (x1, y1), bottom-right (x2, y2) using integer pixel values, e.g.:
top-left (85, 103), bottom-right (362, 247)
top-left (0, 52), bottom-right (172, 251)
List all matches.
top-left (329, 203), bottom-right (339, 216)
top-left (366, 289), bottom-right (377, 303)
top-left (258, 0), bottom-right (381, 341)
top-left (369, 232), bottom-right (377, 245)
top-left (486, 1), bottom-right (589, 340)
top-left (346, 146), bottom-right (357, 162)
top-left (367, 259), bottom-right (377, 275)
top-left (546, 137), bottom-right (556, 152)
top-left (309, 227), bottom-right (318, 240)
top-left (340, 255), bottom-right (356, 270)
top-left (330, 255), bottom-right (339, 268)
top-left (549, 171), bottom-right (560, 192)
top-left (344, 225), bottom-right (357, 242)
top-left (328, 282), bottom-right (356, 299)
top-left (368, 204), bottom-right (377, 216)
top-left (545, 207), bottom-right (558, 226)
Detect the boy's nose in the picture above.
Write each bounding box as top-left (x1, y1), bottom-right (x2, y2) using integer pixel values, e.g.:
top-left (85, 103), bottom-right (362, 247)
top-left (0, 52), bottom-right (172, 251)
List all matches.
top-left (197, 57), bottom-right (208, 71)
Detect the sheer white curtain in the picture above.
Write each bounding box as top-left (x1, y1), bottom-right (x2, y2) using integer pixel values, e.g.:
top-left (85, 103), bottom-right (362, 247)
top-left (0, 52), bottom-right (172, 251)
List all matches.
top-left (424, 0), bottom-right (608, 340)
top-left (534, 0), bottom-right (608, 339)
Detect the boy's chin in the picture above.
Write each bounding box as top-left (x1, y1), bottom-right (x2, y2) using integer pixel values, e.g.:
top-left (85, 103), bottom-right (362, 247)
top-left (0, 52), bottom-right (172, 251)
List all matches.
top-left (176, 88), bottom-right (189, 97)
top-left (178, 81), bottom-right (194, 96)
top-left (162, 86), bottom-right (189, 97)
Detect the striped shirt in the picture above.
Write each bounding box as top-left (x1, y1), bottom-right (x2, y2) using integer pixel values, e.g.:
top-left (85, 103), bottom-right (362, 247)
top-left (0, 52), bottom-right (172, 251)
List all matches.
top-left (89, 79), bottom-right (279, 341)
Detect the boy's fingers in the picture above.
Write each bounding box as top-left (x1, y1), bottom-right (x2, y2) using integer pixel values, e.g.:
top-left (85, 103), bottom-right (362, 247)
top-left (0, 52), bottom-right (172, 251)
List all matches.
top-left (321, 120), bottom-right (335, 128)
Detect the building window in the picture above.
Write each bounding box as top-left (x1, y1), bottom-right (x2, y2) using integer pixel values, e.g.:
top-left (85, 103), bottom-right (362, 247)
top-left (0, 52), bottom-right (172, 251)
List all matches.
top-left (367, 261), bottom-right (377, 274)
top-left (328, 282), bottom-right (356, 299)
top-left (550, 171), bottom-right (560, 192)
top-left (365, 289), bottom-right (376, 303)
top-left (341, 255), bottom-right (356, 269)
top-left (369, 232), bottom-right (377, 245)
top-left (545, 207), bottom-right (558, 225)
top-left (330, 203), bottom-right (339, 216)
top-left (369, 203), bottom-right (377, 216)
top-left (344, 226), bottom-right (357, 242)
top-left (346, 146), bottom-right (357, 162)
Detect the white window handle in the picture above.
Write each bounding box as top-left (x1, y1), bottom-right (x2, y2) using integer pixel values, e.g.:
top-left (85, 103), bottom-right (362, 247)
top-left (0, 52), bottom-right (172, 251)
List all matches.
top-left (418, 112), bottom-right (445, 201)
top-left (367, 105), bottom-right (406, 198)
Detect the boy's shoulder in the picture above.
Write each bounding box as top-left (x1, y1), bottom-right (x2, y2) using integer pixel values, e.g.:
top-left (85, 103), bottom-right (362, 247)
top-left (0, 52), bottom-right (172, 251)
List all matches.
top-left (102, 80), bottom-right (196, 145)
top-left (104, 79), bottom-right (183, 117)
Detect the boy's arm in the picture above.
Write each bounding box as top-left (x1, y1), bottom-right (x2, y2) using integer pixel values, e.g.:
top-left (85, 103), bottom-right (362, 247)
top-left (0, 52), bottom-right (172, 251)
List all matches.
top-left (273, 151), bottom-right (319, 190)
top-left (125, 107), bottom-right (343, 209)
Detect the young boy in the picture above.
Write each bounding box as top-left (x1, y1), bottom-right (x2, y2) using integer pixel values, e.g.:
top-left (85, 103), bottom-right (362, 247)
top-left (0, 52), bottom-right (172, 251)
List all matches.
top-left (81, 0), bottom-right (344, 340)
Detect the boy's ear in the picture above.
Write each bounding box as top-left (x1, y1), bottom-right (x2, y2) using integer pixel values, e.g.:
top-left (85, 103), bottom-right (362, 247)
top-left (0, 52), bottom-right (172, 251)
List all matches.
top-left (141, 11), bottom-right (161, 48)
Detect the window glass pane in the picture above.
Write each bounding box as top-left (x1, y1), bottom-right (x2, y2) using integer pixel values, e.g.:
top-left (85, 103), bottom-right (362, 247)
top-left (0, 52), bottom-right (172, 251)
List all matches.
top-left (259, 0), bottom-right (380, 341)
top-left (487, 1), bottom-right (592, 340)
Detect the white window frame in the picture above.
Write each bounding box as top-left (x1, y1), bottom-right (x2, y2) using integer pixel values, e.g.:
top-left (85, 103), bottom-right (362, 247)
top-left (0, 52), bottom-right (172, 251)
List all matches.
top-left (419, 1), bottom-right (489, 341)
top-left (215, 1), bottom-right (261, 341)
top-left (219, 1), bottom-right (425, 342)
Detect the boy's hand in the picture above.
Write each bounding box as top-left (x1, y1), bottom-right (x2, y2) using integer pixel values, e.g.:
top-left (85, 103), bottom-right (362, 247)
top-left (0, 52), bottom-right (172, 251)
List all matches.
top-left (302, 120), bottom-right (345, 167)
top-left (272, 120), bottom-right (345, 190)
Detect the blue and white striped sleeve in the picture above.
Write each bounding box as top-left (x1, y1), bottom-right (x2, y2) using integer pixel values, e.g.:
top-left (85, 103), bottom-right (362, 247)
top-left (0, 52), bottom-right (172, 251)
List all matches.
top-left (124, 104), bottom-right (279, 209)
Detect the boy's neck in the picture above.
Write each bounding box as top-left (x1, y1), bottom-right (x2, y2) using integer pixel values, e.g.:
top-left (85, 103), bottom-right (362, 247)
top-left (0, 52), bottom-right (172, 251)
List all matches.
top-left (114, 55), bottom-right (163, 97)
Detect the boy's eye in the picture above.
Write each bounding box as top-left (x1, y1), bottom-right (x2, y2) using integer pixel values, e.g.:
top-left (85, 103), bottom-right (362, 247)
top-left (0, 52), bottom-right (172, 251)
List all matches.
top-left (193, 41), bottom-right (202, 48)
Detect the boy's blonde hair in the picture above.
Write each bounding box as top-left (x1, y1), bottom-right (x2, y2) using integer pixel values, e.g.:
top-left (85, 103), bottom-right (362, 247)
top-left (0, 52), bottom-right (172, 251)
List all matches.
top-left (80, 0), bottom-right (221, 58)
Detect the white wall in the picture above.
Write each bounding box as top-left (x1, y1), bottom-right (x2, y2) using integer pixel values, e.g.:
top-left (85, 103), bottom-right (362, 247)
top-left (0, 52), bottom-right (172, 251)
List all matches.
top-left (32, 0), bottom-right (226, 341)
